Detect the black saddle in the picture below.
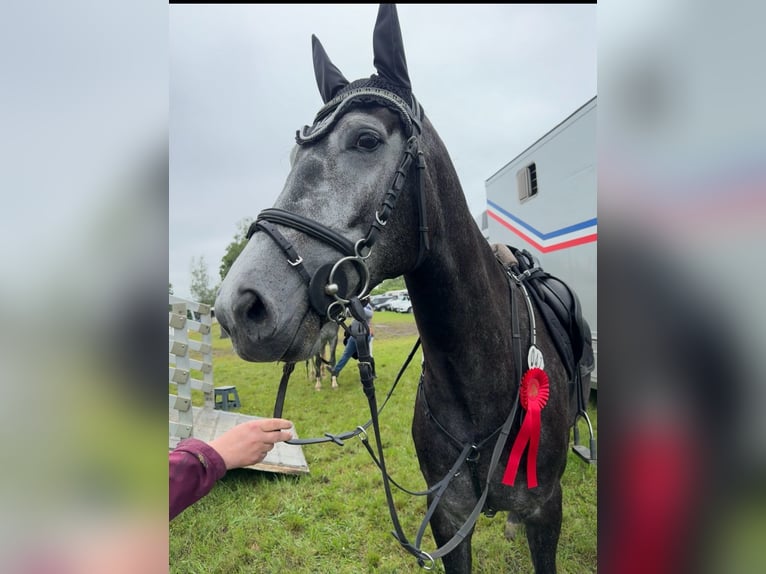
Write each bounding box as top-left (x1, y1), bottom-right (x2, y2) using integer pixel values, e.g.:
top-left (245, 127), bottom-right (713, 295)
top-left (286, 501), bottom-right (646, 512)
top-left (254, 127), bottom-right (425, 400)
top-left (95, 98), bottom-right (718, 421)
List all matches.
top-left (504, 246), bottom-right (594, 384)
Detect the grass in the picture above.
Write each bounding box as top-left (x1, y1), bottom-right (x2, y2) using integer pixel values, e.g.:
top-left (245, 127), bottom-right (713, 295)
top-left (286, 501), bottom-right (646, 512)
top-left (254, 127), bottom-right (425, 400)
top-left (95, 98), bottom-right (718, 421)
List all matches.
top-left (170, 311), bottom-right (597, 573)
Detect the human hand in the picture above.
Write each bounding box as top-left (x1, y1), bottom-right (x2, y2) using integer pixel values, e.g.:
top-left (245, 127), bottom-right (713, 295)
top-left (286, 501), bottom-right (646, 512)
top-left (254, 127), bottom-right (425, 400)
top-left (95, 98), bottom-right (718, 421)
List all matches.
top-left (209, 418), bottom-right (294, 470)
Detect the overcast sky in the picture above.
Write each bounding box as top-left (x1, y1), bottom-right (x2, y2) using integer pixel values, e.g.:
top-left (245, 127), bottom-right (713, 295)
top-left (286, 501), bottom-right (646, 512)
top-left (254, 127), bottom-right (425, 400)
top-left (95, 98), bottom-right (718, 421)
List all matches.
top-left (169, 3), bottom-right (597, 300)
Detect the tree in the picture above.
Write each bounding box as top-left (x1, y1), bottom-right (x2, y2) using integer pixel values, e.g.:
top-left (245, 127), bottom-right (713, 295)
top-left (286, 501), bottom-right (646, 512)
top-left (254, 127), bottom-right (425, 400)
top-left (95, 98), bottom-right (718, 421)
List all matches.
top-left (371, 276), bottom-right (406, 295)
top-left (190, 256), bottom-right (217, 306)
top-left (220, 217), bottom-right (253, 281)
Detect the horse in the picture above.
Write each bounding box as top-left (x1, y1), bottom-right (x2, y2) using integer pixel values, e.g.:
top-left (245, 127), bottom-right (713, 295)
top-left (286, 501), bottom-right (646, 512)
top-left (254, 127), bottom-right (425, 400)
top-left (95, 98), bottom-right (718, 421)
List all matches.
top-left (307, 321), bottom-right (339, 390)
top-left (215, 5), bottom-right (592, 572)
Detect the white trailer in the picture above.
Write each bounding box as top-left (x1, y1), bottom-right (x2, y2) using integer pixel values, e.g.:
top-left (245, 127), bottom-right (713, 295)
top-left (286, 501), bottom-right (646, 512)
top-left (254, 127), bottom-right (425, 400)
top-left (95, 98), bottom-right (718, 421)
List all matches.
top-left (483, 96), bottom-right (597, 386)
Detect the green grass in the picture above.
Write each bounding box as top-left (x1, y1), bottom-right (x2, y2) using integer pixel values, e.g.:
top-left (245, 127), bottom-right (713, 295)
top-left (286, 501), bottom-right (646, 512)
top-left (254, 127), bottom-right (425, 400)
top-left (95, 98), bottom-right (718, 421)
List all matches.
top-left (170, 313), bottom-right (597, 573)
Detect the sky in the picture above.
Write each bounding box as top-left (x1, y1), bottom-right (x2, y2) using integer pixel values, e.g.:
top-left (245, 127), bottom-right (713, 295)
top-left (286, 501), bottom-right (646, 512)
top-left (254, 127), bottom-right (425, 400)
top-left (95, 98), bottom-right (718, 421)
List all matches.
top-left (169, 3), bottom-right (597, 300)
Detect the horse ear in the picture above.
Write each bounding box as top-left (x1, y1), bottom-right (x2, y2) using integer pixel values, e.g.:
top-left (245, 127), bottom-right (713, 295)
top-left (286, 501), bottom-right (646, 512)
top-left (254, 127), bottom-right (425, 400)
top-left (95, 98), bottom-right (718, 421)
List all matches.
top-left (312, 34), bottom-right (349, 103)
top-left (372, 4), bottom-right (411, 90)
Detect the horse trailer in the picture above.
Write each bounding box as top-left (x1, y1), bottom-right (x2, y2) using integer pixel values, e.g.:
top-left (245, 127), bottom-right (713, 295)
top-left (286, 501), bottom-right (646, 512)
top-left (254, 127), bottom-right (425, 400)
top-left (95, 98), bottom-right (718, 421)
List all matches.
top-left (481, 96), bottom-right (597, 387)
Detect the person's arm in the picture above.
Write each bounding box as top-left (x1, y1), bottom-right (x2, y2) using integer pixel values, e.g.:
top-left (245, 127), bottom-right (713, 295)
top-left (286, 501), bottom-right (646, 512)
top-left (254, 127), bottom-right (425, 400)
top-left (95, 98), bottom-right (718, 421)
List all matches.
top-left (169, 438), bottom-right (226, 520)
top-left (169, 418), bottom-right (293, 520)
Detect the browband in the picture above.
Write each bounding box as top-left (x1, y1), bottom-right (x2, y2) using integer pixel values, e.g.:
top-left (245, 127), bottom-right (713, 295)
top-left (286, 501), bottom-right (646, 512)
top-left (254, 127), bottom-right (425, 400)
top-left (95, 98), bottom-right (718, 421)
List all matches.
top-left (296, 87), bottom-right (422, 145)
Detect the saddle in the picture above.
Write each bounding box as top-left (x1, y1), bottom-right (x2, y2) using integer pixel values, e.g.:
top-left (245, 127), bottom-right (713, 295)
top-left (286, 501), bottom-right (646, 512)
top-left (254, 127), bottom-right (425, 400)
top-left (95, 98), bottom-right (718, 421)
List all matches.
top-left (493, 244), bottom-right (595, 386)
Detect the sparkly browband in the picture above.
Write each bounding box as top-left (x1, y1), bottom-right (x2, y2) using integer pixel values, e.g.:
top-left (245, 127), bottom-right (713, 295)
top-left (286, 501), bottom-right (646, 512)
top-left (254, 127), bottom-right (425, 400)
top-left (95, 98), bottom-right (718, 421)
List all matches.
top-left (296, 87), bottom-right (422, 145)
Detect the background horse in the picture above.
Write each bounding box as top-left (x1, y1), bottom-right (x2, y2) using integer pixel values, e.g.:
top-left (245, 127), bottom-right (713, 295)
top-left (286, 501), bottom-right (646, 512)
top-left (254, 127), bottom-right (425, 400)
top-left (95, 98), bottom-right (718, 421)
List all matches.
top-left (308, 321), bottom-right (339, 390)
top-left (216, 5), bottom-right (589, 572)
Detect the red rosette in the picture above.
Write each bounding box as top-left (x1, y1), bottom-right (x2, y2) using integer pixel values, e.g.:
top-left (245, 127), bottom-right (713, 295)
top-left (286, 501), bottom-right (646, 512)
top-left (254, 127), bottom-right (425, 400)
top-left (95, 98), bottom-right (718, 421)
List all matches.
top-left (502, 368), bottom-right (550, 488)
top-left (519, 367), bottom-right (549, 410)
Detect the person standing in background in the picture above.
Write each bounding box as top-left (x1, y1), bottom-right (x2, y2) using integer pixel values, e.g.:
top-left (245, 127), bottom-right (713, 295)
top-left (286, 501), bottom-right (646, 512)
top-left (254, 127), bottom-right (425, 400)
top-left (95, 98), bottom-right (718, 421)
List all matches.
top-left (326, 297), bottom-right (375, 390)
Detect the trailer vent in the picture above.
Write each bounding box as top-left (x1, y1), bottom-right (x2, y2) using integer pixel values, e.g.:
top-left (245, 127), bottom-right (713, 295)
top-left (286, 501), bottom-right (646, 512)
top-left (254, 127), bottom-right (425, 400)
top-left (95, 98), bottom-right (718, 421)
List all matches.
top-left (516, 162), bottom-right (538, 201)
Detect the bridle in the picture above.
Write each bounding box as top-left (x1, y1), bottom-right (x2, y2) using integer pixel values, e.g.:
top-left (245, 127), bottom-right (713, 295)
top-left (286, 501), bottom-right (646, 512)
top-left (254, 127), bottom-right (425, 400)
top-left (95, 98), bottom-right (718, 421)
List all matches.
top-left (245, 87), bottom-right (430, 324)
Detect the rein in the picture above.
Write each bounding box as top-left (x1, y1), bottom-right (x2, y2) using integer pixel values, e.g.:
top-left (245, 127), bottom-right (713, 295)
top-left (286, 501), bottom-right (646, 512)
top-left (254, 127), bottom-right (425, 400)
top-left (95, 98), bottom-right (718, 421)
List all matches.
top-left (351, 274), bottom-right (525, 569)
top-left (277, 281), bottom-right (526, 569)
top-left (273, 324), bottom-right (422, 447)
top-left (268, 287), bottom-right (524, 569)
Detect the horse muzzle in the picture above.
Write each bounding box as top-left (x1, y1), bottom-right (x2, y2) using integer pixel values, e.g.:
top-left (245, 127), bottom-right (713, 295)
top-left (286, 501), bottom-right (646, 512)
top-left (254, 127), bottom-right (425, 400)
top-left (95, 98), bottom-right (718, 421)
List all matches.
top-left (215, 280), bottom-right (318, 363)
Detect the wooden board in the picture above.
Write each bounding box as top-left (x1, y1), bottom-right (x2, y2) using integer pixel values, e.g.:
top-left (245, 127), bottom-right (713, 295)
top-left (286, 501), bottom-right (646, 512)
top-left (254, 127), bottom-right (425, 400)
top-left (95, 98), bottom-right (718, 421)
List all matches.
top-left (169, 406), bottom-right (309, 475)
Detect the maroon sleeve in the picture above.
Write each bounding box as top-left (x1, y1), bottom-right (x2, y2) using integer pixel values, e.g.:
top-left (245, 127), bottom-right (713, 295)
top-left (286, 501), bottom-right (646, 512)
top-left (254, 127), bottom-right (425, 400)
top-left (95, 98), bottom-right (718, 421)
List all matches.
top-left (169, 438), bottom-right (227, 520)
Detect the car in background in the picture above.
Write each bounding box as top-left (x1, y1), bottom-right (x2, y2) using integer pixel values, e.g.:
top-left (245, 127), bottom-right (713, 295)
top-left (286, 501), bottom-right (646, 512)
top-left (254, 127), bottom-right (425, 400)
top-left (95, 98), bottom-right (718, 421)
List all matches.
top-left (389, 295), bottom-right (413, 313)
top-left (379, 298), bottom-right (401, 311)
top-left (370, 294), bottom-right (396, 311)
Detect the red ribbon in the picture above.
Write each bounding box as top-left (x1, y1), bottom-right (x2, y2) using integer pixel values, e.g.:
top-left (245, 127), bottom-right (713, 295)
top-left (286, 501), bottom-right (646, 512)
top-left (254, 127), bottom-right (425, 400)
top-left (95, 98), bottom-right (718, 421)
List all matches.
top-left (502, 368), bottom-right (550, 488)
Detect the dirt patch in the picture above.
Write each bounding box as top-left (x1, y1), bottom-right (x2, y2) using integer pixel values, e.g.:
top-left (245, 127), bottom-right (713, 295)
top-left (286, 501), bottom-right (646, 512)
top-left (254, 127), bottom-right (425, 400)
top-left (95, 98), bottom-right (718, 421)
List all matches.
top-left (372, 319), bottom-right (419, 340)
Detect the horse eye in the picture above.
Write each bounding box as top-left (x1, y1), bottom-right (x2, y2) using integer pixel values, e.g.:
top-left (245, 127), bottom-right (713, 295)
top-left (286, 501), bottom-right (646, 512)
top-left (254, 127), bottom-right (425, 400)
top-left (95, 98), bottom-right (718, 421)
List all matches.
top-left (356, 133), bottom-right (380, 150)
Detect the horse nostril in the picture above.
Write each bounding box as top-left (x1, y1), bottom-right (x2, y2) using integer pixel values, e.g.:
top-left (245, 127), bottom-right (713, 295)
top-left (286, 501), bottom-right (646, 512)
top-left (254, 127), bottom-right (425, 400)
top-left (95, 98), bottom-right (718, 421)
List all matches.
top-left (237, 289), bottom-right (270, 326)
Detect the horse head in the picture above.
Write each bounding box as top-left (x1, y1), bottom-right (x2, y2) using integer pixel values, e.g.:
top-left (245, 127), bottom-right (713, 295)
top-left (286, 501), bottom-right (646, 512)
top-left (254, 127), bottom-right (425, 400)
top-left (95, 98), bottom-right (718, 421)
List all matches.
top-left (216, 5), bottom-right (460, 363)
